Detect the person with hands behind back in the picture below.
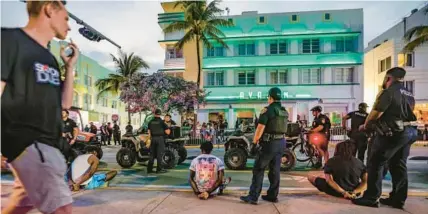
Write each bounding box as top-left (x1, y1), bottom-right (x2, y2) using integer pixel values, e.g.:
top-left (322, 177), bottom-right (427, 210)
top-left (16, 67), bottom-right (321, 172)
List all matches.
top-left (308, 140), bottom-right (368, 200)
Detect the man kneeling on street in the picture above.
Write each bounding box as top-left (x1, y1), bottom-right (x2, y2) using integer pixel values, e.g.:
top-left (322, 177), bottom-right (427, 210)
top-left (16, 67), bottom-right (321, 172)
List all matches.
top-left (67, 146), bottom-right (117, 191)
top-left (189, 142), bottom-right (231, 199)
top-left (308, 140), bottom-right (368, 199)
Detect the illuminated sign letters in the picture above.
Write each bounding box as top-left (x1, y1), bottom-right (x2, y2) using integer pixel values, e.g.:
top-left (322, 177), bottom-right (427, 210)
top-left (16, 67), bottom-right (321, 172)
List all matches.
top-left (239, 91), bottom-right (289, 99)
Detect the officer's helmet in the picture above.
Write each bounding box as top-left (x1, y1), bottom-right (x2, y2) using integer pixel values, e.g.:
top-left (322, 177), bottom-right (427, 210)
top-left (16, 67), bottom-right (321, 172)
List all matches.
top-left (268, 87), bottom-right (281, 101)
top-left (358, 102), bottom-right (368, 111)
top-left (310, 105), bottom-right (322, 112)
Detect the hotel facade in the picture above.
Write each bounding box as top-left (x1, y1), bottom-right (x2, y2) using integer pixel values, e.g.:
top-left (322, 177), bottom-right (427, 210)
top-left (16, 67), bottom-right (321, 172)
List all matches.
top-left (364, 4), bottom-right (428, 124)
top-left (158, 2), bottom-right (364, 128)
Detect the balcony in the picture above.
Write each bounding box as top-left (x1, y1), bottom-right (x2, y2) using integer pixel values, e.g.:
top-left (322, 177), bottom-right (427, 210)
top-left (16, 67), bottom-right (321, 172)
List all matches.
top-left (204, 84), bottom-right (360, 102)
top-left (164, 58), bottom-right (185, 69)
top-left (203, 52), bottom-right (363, 69)
top-left (158, 12), bottom-right (184, 28)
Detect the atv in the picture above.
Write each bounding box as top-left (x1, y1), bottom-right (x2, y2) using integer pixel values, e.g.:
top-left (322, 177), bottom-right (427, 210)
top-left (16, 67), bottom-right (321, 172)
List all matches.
top-left (223, 124), bottom-right (299, 171)
top-left (116, 125), bottom-right (188, 169)
top-left (67, 107), bottom-right (103, 162)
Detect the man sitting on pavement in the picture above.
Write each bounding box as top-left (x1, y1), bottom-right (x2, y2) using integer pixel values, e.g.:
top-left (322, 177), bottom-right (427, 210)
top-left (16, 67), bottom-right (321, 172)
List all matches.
top-left (307, 140), bottom-right (368, 199)
top-left (67, 146), bottom-right (117, 191)
top-left (189, 142), bottom-right (231, 199)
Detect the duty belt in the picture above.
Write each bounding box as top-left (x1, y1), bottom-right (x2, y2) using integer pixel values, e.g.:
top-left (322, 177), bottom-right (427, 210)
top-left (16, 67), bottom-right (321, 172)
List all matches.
top-left (262, 133), bottom-right (285, 141)
top-left (403, 121), bottom-right (418, 126)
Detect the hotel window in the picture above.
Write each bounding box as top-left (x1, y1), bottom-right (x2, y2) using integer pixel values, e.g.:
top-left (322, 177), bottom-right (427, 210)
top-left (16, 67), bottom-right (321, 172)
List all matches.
top-left (334, 37), bottom-right (355, 52)
top-left (323, 13), bottom-right (331, 21)
top-left (84, 94), bottom-right (92, 105)
top-left (402, 80), bottom-right (415, 94)
top-left (302, 39), bottom-right (320, 53)
top-left (238, 71), bottom-right (256, 85)
top-left (238, 42), bottom-right (256, 56)
top-left (166, 46), bottom-right (183, 59)
top-left (84, 75), bottom-right (92, 87)
top-left (258, 16), bottom-right (266, 24)
top-left (207, 47), bottom-right (224, 57)
top-left (102, 114), bottom-right (108, 123)
top-left (207, 71), bottom-right (224, 86)
top-left (268, 69), bottom-right (288, 84)
top-left (112, 100), bottom-right (117, 109)
top-left (334, 67), bottom-right (354, 83)
top-left (378, 56), bottom-right (392, 73)
top-left (300, 68), bottom-right (321, 84)
top-left (99, 97), bottom-right (108, 107)
top-left (269, 40), bottom-right (288, 55)
top-left (405, 52), bottom-right (414, 67)
top-left (291, 14), bottom-right (299, 22)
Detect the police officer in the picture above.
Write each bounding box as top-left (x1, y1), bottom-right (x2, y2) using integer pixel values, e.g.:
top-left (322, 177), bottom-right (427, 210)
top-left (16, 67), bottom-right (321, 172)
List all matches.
top-left (310, 105), bottom-right (331, 168)
top-left (353, 67), bottom-right (418, 208)
top-left (240, 87), bottom-right (288, 204)
top-left (147, 109), bottom-right (171, 174)
top-left (342, 103), bottom-right (369, 162)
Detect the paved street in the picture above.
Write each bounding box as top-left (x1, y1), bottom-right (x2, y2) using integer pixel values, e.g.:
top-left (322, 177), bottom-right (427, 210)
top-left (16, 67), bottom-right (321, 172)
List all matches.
top-left (3, 145), bottom-right (426, 193)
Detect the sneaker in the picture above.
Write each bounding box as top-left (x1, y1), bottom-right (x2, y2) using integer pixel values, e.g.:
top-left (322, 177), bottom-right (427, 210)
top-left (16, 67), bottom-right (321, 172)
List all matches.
top-left (261, 195), bottom-right (278, 203)
top-left (379, 198), bottom-right (404, 209)
top-left (240, 195), bottom-right (258, 205)
top-left (352, 198), bottom-right (379, 208)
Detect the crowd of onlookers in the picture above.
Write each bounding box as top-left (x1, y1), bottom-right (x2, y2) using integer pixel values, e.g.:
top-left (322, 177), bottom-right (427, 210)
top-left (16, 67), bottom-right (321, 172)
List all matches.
top-left (83, 121), bottom-right (122, 145)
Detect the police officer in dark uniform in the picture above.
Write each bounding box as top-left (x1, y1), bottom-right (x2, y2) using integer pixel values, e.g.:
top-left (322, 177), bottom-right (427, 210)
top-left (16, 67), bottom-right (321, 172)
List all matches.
top-left (353, 67), bottom-right (418, 208)
top-left (147, 109), bottom-right (171, 174)
top-left (343, 103), bottom-right (369, 162)
top-left (240, 87), bottom-right (288, 204)
top-left (310, 105), bottom-right (331, 168)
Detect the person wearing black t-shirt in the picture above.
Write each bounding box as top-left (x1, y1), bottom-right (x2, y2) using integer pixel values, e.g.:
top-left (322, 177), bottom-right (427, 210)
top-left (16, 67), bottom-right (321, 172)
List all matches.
top-left (1, 1), bottom-right (77, 213)
top-left (308, 140), bottom-right (368, 199)
top-left (62, 109), bottom-right (79, 145)
top-left (147, 109), bottom-right (171, 173)
top-left (343, 103), bottom-right (369, 162)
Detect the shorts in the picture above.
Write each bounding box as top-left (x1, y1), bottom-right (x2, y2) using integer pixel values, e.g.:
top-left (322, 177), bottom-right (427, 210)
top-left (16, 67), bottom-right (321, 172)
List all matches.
top-left (8, 142), bottom-right (73, 214)
top-left (85, 173), bottom-right (107, 190)
top-left (314, 177), bottom-right (343, 197)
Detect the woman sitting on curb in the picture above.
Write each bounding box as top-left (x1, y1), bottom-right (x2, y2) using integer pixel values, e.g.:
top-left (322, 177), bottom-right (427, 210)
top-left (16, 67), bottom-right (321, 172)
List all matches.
top-left (308, 140), bottom-right (368, 199)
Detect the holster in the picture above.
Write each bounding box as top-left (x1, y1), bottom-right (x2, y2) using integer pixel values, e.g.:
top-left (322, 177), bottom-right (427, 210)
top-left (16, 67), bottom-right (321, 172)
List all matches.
top-left (369, 120), bottom-right (404, 137)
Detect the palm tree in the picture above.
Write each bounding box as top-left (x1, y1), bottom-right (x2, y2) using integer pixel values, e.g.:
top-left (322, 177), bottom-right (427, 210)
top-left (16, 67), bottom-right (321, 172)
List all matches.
top-left (403, 26), bottom-right (428, 51)
top-left (403, 9), bottom-right (428, 51)
top-left (164, 0), bottom-right (233, 87)
top-left (95, 51), bottom-right (149, 123)
top-left (163, 0), bottom-right (233, 135)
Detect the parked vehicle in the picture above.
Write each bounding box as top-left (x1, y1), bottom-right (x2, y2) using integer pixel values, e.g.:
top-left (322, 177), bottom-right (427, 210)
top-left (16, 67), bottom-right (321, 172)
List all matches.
top-left (116, 126), bottom-right (188, 169)
top-left (67, 107), bottom-right (103, 162)
top-left (223, 126), bottom-right (296, 171)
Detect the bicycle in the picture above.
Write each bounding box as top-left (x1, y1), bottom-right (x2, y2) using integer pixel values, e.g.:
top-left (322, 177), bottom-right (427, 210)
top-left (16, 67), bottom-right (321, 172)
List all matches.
top-left (290, 127), bottom-right (322, 169)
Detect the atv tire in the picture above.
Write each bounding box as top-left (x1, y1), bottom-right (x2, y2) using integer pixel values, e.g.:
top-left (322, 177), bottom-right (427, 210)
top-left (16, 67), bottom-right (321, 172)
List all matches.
top-left (224, 148), bottom-right (247, 170)
top-left (116, 147), bottom-right (136, 168)
top-left (280, 149), bottom-right (296, 171)
top-left (177, 146), bottom-right (187, 164)
top-left (162, 147), bottom-right (179, 169)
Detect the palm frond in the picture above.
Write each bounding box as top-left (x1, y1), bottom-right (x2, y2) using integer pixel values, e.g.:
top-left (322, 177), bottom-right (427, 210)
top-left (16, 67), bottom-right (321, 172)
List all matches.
top-left (208, 18), bottom-right (234, 28)
top-left (200, 35), bottom-right (213, 49)
top-left (164, 21), bottom-right (190, 33)
top-left (96, 85), bottom-right (116, 100)
top-left (403, 34), bottom-right (428, 51)
top-left (205, 31), bottom-right (228, 49)
top-left (404, 26), bottom-right (428, 42)
top-left (175, 29), bottom-right (196, 50)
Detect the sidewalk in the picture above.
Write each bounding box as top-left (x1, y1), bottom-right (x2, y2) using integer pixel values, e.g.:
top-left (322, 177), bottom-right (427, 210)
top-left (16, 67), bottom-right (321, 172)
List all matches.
top-left (2, 185), bottom-right (426, 214)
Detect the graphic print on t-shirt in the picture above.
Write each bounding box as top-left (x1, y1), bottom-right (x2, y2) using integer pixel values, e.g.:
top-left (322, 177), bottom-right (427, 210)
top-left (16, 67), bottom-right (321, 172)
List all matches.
top-left (34, 62), bottom-right (60, 86)
top-left (190, 154), bottom-right (224, 193)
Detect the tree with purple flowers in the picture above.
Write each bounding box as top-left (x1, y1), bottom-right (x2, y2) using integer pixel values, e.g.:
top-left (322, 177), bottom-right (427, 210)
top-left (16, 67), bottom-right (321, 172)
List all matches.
top-left (120, 72), bottom-right (207, 123)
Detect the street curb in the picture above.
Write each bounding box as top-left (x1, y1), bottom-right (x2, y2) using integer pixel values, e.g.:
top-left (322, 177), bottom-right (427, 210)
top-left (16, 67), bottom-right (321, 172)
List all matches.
top-left (184, 141), bottom-right (428, 148)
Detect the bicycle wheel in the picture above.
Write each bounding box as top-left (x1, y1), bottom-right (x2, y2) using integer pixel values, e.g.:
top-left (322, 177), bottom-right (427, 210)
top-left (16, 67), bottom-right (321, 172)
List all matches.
top-left (292, 142), bottom-right (314, 162)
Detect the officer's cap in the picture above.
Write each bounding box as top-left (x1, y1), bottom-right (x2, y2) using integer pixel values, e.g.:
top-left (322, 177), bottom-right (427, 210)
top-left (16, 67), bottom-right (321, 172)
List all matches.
top-left (154, 108), bottom-right (162, 115)
top-left (386, 67), bottom-right (406, 79)
top-left (268, 87), bottom-right (282, 100)
top-left (310, 105), bottom-right (322, 112)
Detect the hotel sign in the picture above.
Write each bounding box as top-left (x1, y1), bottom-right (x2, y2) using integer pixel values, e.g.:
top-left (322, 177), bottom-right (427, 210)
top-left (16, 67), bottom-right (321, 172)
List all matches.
top-left (239, 91), bottom-right (289, 99)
